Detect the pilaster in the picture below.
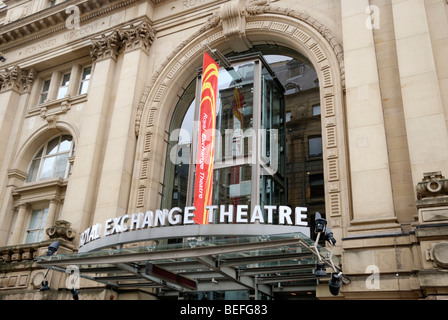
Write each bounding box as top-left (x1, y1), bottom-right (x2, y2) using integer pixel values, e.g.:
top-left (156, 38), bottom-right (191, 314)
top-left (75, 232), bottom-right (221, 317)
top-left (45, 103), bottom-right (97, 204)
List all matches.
top-left (41, 199), bottom-right (60, 242)
top-left (0, 66), bottom-right (34, 245)
top-left (391, 0), bottom-right (448, 188)
top-left (10, 204), bottom-right (29, 245)
top-left (60, 30), bottom-right (119, 238)
top-left (92, 20), bottom-right (153, 225)
top-left (341, 0), bottom-right (398, 233)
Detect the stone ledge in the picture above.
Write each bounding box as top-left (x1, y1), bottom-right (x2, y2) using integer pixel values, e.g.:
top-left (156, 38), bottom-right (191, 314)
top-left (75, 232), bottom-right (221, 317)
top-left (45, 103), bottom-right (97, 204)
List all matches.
top-left (415, 224), bottom-right (448, 241)
top-left (418, 269), bottom-right (448, 289)
top-left (0, 238), bottom-right (75, 264)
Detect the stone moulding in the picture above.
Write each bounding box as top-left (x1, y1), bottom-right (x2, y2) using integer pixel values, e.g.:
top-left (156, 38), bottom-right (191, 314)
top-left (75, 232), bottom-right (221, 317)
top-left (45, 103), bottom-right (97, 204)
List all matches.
top-left (0, 0), bottom-right (145, 50)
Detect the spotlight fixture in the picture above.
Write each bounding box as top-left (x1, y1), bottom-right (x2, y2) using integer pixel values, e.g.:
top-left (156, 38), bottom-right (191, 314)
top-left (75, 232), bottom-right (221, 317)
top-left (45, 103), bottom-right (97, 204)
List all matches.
top-left (0, 52), bottom-right (5, 62)
top-left (315, 262), bottom-right (327, 277)
top-left (314, 212), bottom-right (327, 234)
top-left (39, 279), bottom-right (50, 291)
top-left (39, 241), bottom-right (60, 291)
top-left (324, 226), bottom-right (336, 246)
top-left (70, 288), bottom-right (80, 300)
top-left (47, 241), bottom-right (60, 256)
top-left (328, 272), bottom-right (343, 296)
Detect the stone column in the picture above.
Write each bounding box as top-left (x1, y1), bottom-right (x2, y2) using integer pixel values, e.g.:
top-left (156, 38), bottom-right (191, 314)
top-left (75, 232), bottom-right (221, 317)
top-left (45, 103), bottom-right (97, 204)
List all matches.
top-left (341, 0), bottom-right (398, 231)
top-left (10, 204), bottom-right (29, 245)
top-left (41, 199), bottom-right (59, 241)
top-left (391, 0), bottom-right (448, 188)
top-left (0, 66), bottom-right (34, 245)
top-left (92, 21), bottom-right (154, 225)
top-left (60, 30), bottom-right (120, 237)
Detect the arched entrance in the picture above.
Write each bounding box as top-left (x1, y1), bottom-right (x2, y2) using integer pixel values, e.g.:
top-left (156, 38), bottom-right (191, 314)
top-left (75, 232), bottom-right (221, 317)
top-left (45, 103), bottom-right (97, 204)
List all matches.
top-left (134, 6), bottom-right (349, 243)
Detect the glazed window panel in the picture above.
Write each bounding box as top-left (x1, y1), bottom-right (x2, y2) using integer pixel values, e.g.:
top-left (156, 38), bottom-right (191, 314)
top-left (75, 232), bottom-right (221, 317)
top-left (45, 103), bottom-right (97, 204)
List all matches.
top-left (25, 208), bottom-right (48, 244)
top-left (26, 147), bottom-right (43, 183)
top-left (39, 79), bottom-right (51, 104)
top-left (26, 135), bottom-right (75, 183)
top-left (39, 156), bottom-right (56, 180)
top-left (56, 73), bottom-right (71, 99)
top-left (308, 136), bottom-right (322, 157)
top-left (164, 54), bottom-right (287, 222)
top-left (261, 65), bottom-right (285, 177)
top-left (163, 49), bottom-right (326, 244)
top-left (215, 62), bottom-right (255, 162)
top-left (78, 66), bottom-right (91, 95)
top-left (54, 153), bottom-right (69, 178)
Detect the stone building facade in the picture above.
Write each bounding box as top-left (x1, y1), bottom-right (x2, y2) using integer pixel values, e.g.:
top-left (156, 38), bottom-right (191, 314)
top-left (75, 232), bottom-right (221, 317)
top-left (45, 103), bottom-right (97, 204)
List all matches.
top-left (0, 0), bottom-right (448, 300)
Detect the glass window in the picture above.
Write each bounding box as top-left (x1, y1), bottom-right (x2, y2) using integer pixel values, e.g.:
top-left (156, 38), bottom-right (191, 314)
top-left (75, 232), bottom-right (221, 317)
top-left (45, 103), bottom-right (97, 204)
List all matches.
top-left (214, 61), bottom-right (255, 163)
top-left (78, 66), bottom-right (91, 95)
top-left (309, 173), bottom-right (324, 198)
top-left (39, 79), bottom-right (51, 104)
top-left (163, 54), bottom-right (287, 225)
top-left (26, 135), bottom-right (74, 183)
top-left (163, 50), bottom-right (326, 247)
top-left (25, 208), bottom-right (48, 244)
top-left (56, 73), bottom-right (71, 99)
top-left (308, 136), bottom-right (322, 157)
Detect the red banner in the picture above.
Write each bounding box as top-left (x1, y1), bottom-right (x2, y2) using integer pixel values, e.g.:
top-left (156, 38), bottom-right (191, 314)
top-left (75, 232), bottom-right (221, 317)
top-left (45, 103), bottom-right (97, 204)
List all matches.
top-left (193, 52), bottom-right (219, 225)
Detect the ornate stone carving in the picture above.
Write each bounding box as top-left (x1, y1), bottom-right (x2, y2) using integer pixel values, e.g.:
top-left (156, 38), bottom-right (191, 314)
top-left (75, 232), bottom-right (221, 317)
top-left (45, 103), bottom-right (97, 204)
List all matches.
top-left (90, 30), bottom-right (121, 62)
top-left (0, 65), bottom-right (35, 93)
top-left (433, 242), bottom-right (448, 269)
top-left (416, 172), bottom-right (448, 200)
top-left (46, 220), bottom-right (76, 241)
top-left (245, 0), bottom-right (270, 16)
top-left (220, 0), bottom-right (252, 52)
top-left (119, 21), bottom-right (155, 53)
top-left (90, 20), bottom-right (155, 62)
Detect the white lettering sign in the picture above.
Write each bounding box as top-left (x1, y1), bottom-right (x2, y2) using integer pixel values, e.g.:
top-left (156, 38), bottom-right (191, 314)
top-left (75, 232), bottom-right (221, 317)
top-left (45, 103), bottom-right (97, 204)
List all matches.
top-left (79, 205), bottom-right (308, 248)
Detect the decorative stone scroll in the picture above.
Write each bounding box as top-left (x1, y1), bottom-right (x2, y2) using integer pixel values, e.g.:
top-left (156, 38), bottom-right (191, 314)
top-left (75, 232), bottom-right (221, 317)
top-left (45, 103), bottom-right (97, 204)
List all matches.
top-left (46, 220), bottom-right (76, 241)
top-left (416, 172), bottom-right (448, 200)
top-left (0, 65), bottom-right (35, 93)
top-left (416, 172), bottom-right (448, 224)
top-left (89, 20), bottom-right (155, 62)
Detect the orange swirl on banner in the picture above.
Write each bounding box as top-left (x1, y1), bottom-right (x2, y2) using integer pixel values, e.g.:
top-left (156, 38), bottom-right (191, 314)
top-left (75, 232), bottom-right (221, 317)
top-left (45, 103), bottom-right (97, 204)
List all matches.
top-left (193, 52), bottom-right (219, 225)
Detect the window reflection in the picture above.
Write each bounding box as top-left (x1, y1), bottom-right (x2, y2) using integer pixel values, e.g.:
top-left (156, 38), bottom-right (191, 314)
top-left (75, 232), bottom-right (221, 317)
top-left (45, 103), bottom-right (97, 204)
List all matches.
top-left (164, 51), bottom-right (324, 237)
top-left (26, 135), bottom-right (74, 183)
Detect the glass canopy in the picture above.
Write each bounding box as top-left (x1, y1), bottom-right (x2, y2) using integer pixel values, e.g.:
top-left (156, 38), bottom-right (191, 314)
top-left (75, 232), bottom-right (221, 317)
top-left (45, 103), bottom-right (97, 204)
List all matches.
top-left (37, 232), bottom-right (342, 299)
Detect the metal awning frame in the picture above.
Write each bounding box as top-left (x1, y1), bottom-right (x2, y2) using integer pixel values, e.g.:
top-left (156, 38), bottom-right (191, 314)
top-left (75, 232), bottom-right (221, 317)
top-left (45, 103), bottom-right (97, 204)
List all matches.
top-left (37, 233), bottom-right (342, 299)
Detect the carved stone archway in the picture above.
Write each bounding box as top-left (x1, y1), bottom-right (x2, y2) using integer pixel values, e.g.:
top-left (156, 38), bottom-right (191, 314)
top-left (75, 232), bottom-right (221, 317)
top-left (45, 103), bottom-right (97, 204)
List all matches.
top-left (133, 1), bottom-right (350, 235)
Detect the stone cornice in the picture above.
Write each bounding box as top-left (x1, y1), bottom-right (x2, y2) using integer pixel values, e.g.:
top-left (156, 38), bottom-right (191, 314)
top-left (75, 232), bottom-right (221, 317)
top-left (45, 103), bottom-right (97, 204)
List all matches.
top-left (0, 0), bottom-right (144, 50)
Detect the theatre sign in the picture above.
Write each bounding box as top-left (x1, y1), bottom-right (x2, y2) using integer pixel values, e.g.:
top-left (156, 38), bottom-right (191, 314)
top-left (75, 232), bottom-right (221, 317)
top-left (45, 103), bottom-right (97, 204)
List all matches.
top-left (78, 204), bottom-right (310, 253)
